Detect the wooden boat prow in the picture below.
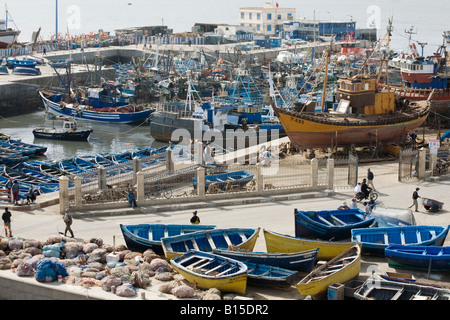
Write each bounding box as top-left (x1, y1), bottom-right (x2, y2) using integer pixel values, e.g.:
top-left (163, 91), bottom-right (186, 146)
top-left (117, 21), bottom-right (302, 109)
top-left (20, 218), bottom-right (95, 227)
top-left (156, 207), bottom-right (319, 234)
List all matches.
top-left (170, 250), bottom-right (248, 295)
top-left (295, 244), bottom-right (361, 297)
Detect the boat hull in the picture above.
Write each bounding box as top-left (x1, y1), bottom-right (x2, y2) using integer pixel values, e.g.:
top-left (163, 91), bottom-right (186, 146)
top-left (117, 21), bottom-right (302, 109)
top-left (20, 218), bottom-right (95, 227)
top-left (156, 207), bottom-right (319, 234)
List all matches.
top-left (162, 228), bottom-right (260, 260)
top-left (150, 111), bottom-right (285, 147)
top-left (263, 229), bottom-right (356, 261)
top-left (40, 91), bottom-right (153, 124)
top-left (0, 31), bottom-right (21, 48)
top-left (170, 250), bottom-right (248, 295)
top-left (296, 244), bottom-right (361, 296)
top-left (351, 225), bottom-right (450, 256)
top-left (385, 245), bottom-right (450, 271)
top-left (244, 261), bottom-right (300, 286)
top-left (294, 209), bottom-right (375, 241)
top-left (32, 129), bottom-right (93, 141)
top-left (213, 248), bottom-right (318, 272)
top-left (273, 98), bottom-right (430, 149)
top-left (120, 224), bottom-right (215, 255)
top-left (355, 279), bottom-right (450, 300)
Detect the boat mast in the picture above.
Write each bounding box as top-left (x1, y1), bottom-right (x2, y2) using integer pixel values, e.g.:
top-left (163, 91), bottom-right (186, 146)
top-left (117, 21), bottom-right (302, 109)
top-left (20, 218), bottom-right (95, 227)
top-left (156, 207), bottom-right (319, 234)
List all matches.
top-left (377, 19), bottom-right (393, 89)
top-left (321, 41), bottom-right (332, 112)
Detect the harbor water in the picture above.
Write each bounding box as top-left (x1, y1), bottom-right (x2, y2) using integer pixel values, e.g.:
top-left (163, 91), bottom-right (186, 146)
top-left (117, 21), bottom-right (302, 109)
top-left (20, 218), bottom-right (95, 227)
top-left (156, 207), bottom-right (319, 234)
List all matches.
top-left (0, 110), bottom-right (167, 162)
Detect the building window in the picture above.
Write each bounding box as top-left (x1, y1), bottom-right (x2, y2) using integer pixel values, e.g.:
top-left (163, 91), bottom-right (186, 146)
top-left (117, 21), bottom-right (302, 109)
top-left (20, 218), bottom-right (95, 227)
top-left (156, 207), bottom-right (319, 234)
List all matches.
top-left (267, 25), bottom-right (272, 32)
top-left (241, 12), bottom-right (244, 19)
top-left (267, 13), bottom-right (272, 20)
top-left (278, 14), bottom-right (281, 20)
top-left (257, 25), bottom-right (261, 31)
top-left (249, 13), bottom-right (252, 20)
top-left (257, 13), bottom-right (261, 20)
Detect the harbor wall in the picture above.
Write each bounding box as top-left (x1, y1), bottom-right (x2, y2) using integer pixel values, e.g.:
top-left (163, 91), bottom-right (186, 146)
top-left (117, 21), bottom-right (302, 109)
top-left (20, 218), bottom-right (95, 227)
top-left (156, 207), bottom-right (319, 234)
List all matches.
top-left (0, 271), bottom-right (102, 300)
top-left (0, 68), bottom-right (115, 116)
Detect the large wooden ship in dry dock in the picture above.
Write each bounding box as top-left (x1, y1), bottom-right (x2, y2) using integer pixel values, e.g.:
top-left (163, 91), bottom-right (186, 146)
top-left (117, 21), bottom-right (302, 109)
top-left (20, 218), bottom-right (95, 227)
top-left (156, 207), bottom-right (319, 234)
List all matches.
top-left (271, 21), bottom-right (432, 150)
top-left (271, 74), bottom-right (431, 149)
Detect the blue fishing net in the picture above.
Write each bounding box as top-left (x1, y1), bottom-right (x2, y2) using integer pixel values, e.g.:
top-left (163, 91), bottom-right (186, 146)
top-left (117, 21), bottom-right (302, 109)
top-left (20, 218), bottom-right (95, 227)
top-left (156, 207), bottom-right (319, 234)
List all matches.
top-left (35, 259), bottom-right (68, 282)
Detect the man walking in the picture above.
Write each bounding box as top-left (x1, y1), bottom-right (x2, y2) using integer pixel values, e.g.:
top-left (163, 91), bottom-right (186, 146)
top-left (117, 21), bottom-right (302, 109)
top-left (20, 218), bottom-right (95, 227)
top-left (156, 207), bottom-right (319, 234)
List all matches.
top-left (2, 207), bottom-right (12, 237)
top-left (63, 209), bottom-right (74, 238)
top-left (367, 168), bottom-right (376, 191)
top-left (409, 187), bottom-right (421, 212)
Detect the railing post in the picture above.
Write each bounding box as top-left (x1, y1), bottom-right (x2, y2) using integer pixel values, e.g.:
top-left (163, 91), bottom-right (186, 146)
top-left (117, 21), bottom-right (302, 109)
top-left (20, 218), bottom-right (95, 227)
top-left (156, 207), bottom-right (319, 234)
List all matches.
top-left (256, 163), bottom-right (264, 192)
top-left (74, 176), bottom-right (82, 207)
top-left (327, 158), bottom-right (335, 191)
top-left (133, 157), bottom-right (142, 184)
top-left (430, 153), bottom-right (437, 176)
top-left (311, 158), bottom-right (318, 188)
top-left (136, 171), bottom-right (145, 203)
top-left (197, 167), bottom-right (205, 197)
top-left (59, 176), bottom-right (70, 215)
top-left (417, 148), bottom-right (426, 179)
top-left (195, 142), bottom-right (203, 165)
top-left (166, 149), bottom-right (174, 172)
top-left (98, 166), bottom-right (107, 191)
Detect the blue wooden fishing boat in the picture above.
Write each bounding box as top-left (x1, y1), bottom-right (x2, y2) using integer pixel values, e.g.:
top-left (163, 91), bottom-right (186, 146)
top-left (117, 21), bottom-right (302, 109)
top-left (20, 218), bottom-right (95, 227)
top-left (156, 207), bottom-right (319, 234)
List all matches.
top-left (39, 90), bottom-right (154, 124)
top-left (57, 161), bottom-right (86, 175)
top-left (170, 250), bottom-right (248, 295)
top-left (0, 152), bottom-right (29, 165)
top-left (2, 165), bottom-right (50, 185)
top-left (162, 227), bottom-right (260, 260)
top-left (385, 245), bottom-right (450, 271)
top-left (23, 160), bottom-right (70, 177)
top-left (0, 64), bottom-right (8, 75)
top-left (351, 225), bottom-right (450, 256)
top-left (0, 141), bottom-right (35, 157)
top-left (192, 170), bottom-right (254, 190)
top-left (5, 139), bottom-right (47, 156)
top-left (119, 224), bottom-right (215, 255)
top-left (243, 261), bottom-right (300, 286)
top-left (6, 58), bottom-right (37, 68)
top-left (294, 208), bottom-right (375, 241)
top-left (213, 247), bottom-right (318, 272)
top-left (20, 167), bottom-right (59, 184)
top-left (354, 278), bottom-right (450, 300)
top-left (12, 66), bottom-right (41, 76)
top-left (70, 157), bottom-right (97, 171)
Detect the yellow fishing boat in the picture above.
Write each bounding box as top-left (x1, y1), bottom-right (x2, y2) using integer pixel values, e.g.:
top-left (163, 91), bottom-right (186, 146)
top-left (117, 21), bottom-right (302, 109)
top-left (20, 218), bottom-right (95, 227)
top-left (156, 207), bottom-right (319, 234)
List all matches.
top-left (263, 229), bottom-right (356, 261)
top-left (296, 244), bottom-right (361, 297)
top-left (170, 250), bottom-right (248, 295)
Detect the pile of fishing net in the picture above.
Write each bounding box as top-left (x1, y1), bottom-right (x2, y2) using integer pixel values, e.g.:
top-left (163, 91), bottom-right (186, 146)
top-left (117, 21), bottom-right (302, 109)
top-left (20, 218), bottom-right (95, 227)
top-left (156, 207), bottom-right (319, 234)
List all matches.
top-left (0, 234), bottom-right (227, 299)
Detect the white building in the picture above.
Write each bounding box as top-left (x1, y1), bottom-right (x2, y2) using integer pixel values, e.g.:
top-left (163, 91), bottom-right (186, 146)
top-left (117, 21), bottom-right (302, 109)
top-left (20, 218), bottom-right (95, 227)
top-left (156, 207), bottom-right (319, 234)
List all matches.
top-left (239, 2), bottom-right (296, 36)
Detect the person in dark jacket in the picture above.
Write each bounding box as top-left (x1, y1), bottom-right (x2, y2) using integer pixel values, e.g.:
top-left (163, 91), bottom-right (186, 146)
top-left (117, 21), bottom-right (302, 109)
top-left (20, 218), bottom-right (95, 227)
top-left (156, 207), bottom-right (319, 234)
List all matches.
top-left (63, 209), bottom-right (74, 238)
top-left (361, 178), bottom-right (372, 199)
top-left (367, 168), bottom-right (376, 191)
top-left (409, 187), bottom-right (420, 212)
top-left (11, 180), bottom-right (20, 205)
top-left (127, 189), bottom-right (137, 208)
top-left (190, 210), bottom-right (200, 224)
top-left (2, 207), bottom-right (12, 237)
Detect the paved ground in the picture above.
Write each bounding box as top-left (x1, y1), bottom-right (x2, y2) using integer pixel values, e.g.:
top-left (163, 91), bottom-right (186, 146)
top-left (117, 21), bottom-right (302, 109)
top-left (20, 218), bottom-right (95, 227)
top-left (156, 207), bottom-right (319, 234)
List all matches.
top-left (2, 159), bottom-right (449, 300)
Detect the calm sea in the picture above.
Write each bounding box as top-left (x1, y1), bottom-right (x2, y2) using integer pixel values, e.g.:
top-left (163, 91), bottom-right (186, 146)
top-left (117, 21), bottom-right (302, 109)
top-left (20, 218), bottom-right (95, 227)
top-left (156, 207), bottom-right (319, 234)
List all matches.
top-left (0, 111), bottom-right (167, 162)
top-left (6, 0), bottom-right (450, 56)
